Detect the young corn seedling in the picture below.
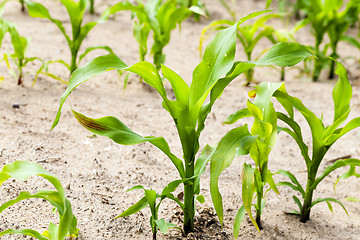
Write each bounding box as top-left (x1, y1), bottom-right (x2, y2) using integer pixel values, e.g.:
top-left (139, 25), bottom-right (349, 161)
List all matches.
top-left (210, 68), bottom-right (310, 235)
top-left (1, 21), bottom-right (44, 85)
top-left (272, 61), bottom-right (360, 222)
top-left (104, 0), bottom-right (196, 70)
top-left (25, 0), bottom-right (113, 81)
top-left (200, 12), bottom-right (281, 85)
top-left (50, 12), bottom-right (313, 235)
top-left (117, 177), bottom-right (199, 239)
top-left (0, 161), bottom-right (78, 240)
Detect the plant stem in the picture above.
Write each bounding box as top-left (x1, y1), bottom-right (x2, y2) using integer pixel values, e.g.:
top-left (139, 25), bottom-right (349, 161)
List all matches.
top-left (20, 0), bottom-right (25, 12)
top-left (17, 63), bottom-right (23, 85)
top-left (300, 176), bottom-right (314, 222)
top-left (70, 50), bottom-right (78, 75)
top-left (281, 67), bottom-right (285, 81)
top-left (312, 44), bottom-right (321, 81)
top-left (89, 0), bottom-right (95, 14)
top-left (183, 157), bottom-right (195, 234)
top-left (153, 47), bottom-right (164, 71)
top-left (328, 59), bottom-right (335, 79)
top-left (256, 191), bottom-right (263, 230)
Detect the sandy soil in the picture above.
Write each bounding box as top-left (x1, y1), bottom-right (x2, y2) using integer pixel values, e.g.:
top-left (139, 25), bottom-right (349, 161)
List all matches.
top-left (1, 0), bottom-right (360, 239)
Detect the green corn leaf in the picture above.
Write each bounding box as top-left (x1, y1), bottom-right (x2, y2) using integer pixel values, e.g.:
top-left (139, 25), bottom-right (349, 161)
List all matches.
top-left (233, 205), bottom-right (246, 239)
top-left (199, 19), bottom-right (233, 56)
top-left (0, 161), bottom-right (76, 240)
top-left (190, 20), bottom-right (237, 107)
top-left (161, 65), bottom-right (189, 106)
top-left (26, 1), bottom-right (71, 46)
top-left (277, 170), bottom-right (305, 197)
top-left (346, 197), bottom-right (360, 202)
top-left (331, 61), bottom-right (352, 122)
top-left (210, 125), bottom-right (255, 225)
top-left (254, 42), bottom-right (313, 67)
top-left (71, 109), bottom-right (185, 178)
top-left (51, 54), bottom-right (127, 130)
top-left (241, 163), bottom-right (259, 232)
top-left (154, 218), bottom-right (168, 234)
top-left (0, 229), bottom-right (47, 240)
top-left (78, 45), bottom-right (115, 64)
top-left (293, 195), bottom-right (303, 213)
top-left (265, 170), bottom-right (279, 194)
top-left (144, 189), bottom-right (157, 218)
top-left (196, 61), bottom-right (255, 135)
top-left (325, 117), bottom-right (360, 146)
top-left (274, 90), bottom-right (324, 160)
top-left (336, 165), bottom-right (360, 184)
top-left (116, 197), bottom-right (148, 218)
top-left (266, 0), bottom-right (272, 9)
top-left (312, 158), bottom-right (360, 190)
top-left (223, 108), bottom-right (251, 124)
top-left (191, 10), bottom-right (271, 108)
top-left (194, 145), bottom-right (214, 195)
top-left (196, 195), bottom-right (205, 204)
top-left (277, 117), bottom-right (310, 166)
top-left (341, 35), bottom-right (360, 50)
top-left (287, 210), bottom-right (301, 215)
top-left (311, 197), bottom-right (348, 216)
top-left (0, 190), bottom-right (62, 214)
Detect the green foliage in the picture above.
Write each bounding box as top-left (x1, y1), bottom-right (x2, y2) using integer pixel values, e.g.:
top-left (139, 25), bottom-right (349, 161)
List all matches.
top-left (50, 12), bottom-right (312, 234)
top-left (273, 61), bottom-right (360, 222)
top-left (25, 0), bottom-right (114, 81)
top-left (0, 161), bottom-right (78, 240)
top-left (200, 12), bottom-right (286, 85)
top-left (104, 0), bottom-right (195, 70)
top-left (0, 18), bottom-right (44, 85)
top-left (210, 83), bottom-right (287, 234)
top-left (117, 182), bottom-right (185, 239)
top-left (296, 0), bottom-right (360, 81)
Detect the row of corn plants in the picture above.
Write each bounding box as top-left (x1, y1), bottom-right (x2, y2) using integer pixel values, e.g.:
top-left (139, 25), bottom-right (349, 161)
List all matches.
top-left (1, 0), bottom-right (359, 85)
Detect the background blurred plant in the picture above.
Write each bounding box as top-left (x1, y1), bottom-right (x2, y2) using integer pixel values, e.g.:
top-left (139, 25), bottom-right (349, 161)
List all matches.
top-left (105, 0), bottom-right (198, 70)
top-left (295, 0), bottom-right (360, 81)
top-left (0, 161), bottom-right (78, 240)
top-left (0, 5), bottom-right (44, 85)
top-left (25, 0), bottom-right (114, 82)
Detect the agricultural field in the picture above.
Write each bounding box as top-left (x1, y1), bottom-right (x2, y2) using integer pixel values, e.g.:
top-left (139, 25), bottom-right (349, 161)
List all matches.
top-left (0, 0), bottom-right (360, 239)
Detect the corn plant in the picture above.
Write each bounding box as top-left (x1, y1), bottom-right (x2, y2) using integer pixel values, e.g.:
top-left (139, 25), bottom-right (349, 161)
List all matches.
top-left (200, 12), bottom-right (281, 85)
top-left (117, 177), bottom-right (200, 239)
top-left (298, 0), bottom-right (360, 81)
top-left (210, 76), bottom-right (310, 234)
top-left (0, 21), bottom-right (44, 85)
top-left (104, 0), bottom-right (195, 70)
top-left (271, 61), bottom-right (360, 222)
top-left (25, 0), bottom-right (113, 79)
top-left (0, 161), bottom-right (78, 240)
top-left (50, 11), bottom-right (312, 234)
